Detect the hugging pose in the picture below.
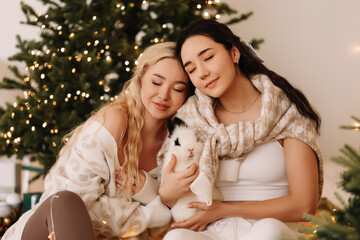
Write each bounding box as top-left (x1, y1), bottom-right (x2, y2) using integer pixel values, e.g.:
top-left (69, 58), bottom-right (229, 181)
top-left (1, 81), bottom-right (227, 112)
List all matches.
top-left (3, 19), bottom-right (322, 240)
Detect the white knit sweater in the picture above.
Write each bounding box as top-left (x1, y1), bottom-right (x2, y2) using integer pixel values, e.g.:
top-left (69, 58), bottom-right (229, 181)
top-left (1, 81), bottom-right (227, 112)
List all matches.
top-left (3, 121), bottom-right (171, 240)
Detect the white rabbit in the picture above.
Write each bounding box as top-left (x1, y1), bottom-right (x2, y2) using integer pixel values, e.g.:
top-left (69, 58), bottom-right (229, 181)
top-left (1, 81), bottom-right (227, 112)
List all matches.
top-left (162, 117), bottom-right (222, 222)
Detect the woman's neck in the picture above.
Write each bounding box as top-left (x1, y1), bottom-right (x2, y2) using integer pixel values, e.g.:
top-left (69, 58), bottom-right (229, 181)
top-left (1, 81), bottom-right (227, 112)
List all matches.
top-left (141, 115), bottom-right (167, 142)
top-left (218, 72), bottom-right (260, 113)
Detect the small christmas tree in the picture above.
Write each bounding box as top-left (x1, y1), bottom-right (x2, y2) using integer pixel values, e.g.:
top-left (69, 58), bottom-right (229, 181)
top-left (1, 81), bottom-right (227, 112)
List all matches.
top-left (0, 0), bottom-right (263, 179)
top-left (297, 116), bottom-right (360, 239)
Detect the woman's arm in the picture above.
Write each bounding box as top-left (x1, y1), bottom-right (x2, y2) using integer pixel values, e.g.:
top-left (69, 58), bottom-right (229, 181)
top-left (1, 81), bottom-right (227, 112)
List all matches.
top-left (172, 137), bottom-right (319, 231)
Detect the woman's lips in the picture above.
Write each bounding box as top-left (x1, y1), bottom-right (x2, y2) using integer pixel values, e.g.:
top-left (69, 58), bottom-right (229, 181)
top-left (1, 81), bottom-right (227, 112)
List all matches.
top-left (153, 102), bottom-right (169, 111)
top-left (206, 78), bottom-right (218, 88)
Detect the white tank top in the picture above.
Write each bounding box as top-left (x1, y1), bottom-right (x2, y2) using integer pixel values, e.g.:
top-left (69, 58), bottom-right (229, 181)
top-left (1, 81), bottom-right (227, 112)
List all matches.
top-left (215, 141), bottom-right (289, 201)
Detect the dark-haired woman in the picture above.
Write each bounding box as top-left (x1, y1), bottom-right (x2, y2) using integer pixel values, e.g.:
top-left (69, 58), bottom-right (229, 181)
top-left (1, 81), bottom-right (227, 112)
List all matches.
top-left (159, 19), bottom-right (323, 240)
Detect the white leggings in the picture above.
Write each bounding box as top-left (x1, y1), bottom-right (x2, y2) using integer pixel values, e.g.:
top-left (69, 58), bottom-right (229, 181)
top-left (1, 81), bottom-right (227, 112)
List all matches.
top-left (163, 217), bottom-right (302, 240)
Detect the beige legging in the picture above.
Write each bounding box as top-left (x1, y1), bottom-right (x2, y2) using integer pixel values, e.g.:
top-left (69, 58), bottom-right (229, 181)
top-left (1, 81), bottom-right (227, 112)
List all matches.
top-left (21, 190), bottom-right (96, 240)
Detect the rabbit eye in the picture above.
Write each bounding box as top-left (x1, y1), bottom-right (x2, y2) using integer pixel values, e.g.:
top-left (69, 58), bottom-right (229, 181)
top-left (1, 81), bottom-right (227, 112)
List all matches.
top-left (175, 138), bottom-right (180, 146)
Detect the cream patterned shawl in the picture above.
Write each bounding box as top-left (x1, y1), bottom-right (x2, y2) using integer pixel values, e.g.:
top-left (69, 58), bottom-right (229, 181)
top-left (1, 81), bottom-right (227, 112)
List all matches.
top-left (174, 74), bottom-right (323, 205)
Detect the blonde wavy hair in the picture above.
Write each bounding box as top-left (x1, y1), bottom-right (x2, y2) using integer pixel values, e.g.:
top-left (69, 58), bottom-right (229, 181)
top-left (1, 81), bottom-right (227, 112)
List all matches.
top-left (58, 42), bottom-right (183, 199)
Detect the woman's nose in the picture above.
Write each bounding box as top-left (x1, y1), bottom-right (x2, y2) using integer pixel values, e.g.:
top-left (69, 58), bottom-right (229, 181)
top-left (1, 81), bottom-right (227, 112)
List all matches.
top-left (158, 86), bottom-right (170, 100)
top-left (199, 65), bottom-right (210, 80)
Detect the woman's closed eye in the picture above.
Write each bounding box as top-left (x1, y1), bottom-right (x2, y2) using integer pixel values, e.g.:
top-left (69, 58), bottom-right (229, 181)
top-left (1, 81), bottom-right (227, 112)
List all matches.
top-left (205, 55), bottom-right (213, 61)
top-left (152, 81), bottom-right (161, 86)
top-left (189, 68), bottom-right (196, 74)
top-left (173, 87), bottom-right (185, 93)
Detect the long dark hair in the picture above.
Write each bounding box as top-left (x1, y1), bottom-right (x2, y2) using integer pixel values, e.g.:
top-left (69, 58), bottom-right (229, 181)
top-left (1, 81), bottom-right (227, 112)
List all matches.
top-left (176, 19), bottom-right (321, 133)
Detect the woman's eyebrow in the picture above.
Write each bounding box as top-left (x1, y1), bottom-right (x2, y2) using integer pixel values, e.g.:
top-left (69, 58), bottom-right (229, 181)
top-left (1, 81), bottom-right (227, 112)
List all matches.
top-left (152, 73), bottom-right (165, 79)
top-left (183, 48), bottom-right (212, 68)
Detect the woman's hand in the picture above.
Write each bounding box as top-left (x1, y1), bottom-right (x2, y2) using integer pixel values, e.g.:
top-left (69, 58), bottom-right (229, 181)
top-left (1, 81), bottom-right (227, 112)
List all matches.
top-left (159, 154), bottom-right (199, 207)
top-left (115, 169), bottom-right (146, 195)
top-left (171, 200), bottom-right (225, 231)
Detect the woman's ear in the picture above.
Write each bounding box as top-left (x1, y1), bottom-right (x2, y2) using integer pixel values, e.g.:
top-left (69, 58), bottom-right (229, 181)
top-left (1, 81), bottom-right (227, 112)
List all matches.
top-left (231, 45), bottom-right (241, 63)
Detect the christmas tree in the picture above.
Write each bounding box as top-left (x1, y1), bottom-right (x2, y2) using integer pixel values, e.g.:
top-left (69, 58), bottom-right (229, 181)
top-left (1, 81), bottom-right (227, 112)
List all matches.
top-left (0, 0), bottom-right (263, 179)
top-left (297, 116), bottom-right (360, 239)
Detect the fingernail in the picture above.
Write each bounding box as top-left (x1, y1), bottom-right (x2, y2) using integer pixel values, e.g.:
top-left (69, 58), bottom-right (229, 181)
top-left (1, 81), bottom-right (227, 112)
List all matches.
top-left (187, 204), bottom-right (192, 208)
top-left (171, 224), bottom-right (175, 228)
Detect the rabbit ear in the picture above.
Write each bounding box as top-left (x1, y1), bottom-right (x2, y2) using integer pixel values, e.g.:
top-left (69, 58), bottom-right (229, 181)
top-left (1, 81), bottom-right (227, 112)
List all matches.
top-left (166, 118), bottom-right (176, 137)
top-left (172, 117), bottom-right (186, 127)
top-left (167, 117), bottom-right (187, 137)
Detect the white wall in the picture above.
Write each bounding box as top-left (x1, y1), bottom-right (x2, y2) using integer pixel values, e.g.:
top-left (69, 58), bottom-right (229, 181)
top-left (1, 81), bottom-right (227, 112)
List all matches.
top-left (223, 0), bottom-right (360, 204)
top-left (1, 0), bottom-right (359, 203)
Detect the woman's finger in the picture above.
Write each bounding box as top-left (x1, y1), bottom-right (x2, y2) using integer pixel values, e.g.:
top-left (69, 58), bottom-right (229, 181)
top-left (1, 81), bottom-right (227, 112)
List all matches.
top-left (187, 202), bottom-right (208, 210)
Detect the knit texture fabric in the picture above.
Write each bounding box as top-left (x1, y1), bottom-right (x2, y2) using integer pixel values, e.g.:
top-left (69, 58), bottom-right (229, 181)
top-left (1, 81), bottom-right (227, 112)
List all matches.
top-left (160, 74), bottom-right (323, 206)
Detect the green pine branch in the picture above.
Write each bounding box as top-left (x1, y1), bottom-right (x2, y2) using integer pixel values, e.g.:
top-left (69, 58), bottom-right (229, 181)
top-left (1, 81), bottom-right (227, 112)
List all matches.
top-left (293, 116), bottom-right (360, 240)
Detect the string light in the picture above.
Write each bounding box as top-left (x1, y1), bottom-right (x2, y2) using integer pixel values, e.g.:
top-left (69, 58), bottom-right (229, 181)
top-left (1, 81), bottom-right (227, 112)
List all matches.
top-left (31, 126), bottom-right (36, 131)
top-left (93, 16), bottom-right (97, 20)
top-left (197, 4), bottom-right (202, 9)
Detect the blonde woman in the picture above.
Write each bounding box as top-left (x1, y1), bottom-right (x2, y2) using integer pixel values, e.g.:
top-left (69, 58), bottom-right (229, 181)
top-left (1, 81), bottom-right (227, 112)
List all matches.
top-left (3, 42), bottom-right (193, 240)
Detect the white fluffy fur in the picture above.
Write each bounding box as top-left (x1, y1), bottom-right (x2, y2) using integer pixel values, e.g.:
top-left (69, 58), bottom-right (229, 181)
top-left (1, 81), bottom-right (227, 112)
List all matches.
top-left (162, 125), bottom-right (203, 222)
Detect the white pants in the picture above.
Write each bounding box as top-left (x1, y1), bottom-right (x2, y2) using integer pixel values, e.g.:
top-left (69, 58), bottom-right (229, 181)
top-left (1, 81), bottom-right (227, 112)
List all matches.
top-left (163, 217), bottom-right (303, 240)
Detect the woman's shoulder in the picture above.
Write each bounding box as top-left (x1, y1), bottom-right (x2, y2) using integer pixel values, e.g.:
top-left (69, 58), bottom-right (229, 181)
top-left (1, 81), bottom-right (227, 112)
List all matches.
top-left (94, 109), bottom-right (127, 145)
